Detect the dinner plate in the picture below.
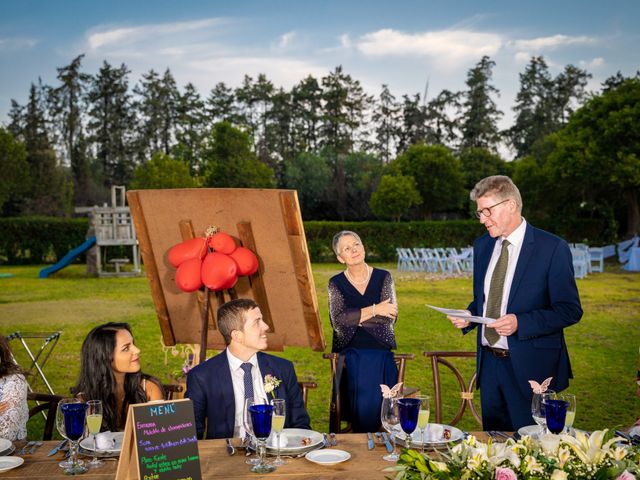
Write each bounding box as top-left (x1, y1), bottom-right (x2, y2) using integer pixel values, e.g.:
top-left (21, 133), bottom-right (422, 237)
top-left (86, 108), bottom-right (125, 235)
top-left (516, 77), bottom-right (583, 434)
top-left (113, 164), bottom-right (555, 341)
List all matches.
top-left (80, 431), bottom-right (124, 453)
top-left (518, 425), bottom-right (542, 438)
top-left (266, 428), bottom-right (324, 453)
top-left (0, 456), bottom-right (24, 473)
top-left (305, 449), bottom-right (350, 466)
top-left (393, 423), bottom-right (465, 447)
top-left (0, 445), bottom-right (15, 457)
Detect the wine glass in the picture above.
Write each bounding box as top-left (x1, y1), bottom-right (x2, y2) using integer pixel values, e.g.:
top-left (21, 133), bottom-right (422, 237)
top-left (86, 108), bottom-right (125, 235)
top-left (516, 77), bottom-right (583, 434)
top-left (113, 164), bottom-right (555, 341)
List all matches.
top-left (243, 398), bottom-right (262, 466)
top-left (85, 400), bottom-right (104, 468)
top-left (57, 398), bottom-right (88, 475)
top-left (246, 399), bottom-right (275, 474)
top-left (531, 390), bottom-right (555, 436)
top-left (380, 396), bottom-right (400, 462)
top-left (270, 398), bottom-right (287, 466)
top-left (559, 393), bottom-right (576, 435)
top-left (416, 395), bottom-right (430, 453)
top-left (55, 400), bottom-right (74, 470)
top-left (397, 398), bottom-right (421, 449)
top-left (544, 398), bottom-right (569, 434)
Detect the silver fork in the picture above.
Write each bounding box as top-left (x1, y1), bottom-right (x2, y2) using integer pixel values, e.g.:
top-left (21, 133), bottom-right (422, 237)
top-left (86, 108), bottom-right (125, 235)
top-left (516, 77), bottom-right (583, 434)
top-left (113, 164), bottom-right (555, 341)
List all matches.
top-left (28, 441), bottom-right (44, 454)
top-left (18, 441), bottom-right (36, 455)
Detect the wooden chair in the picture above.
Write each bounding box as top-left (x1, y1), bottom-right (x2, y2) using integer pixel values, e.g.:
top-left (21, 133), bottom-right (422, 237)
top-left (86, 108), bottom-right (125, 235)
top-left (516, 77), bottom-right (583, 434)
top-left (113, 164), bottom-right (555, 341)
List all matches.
top-left (27, 391), bottom-right (64, 440)
top-left (323, 352), bottom-right (416, 433)
top-left (162, 383), bottom-right (184, 400)
top-left (298, 381), bottom-right (317, 408)
top-left (423, 351), bottom-right (481, 427)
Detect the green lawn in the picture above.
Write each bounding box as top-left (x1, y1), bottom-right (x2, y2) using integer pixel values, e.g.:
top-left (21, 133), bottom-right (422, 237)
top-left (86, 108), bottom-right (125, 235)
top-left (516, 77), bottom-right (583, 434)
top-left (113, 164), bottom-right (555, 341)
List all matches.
top-left (1, 262), bottom-right (638, 438)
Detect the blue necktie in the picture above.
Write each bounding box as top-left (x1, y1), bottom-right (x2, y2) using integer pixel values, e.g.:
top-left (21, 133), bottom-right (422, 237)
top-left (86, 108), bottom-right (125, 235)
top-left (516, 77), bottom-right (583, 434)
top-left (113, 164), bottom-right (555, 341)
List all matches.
top-left (240, 362), bottom-right (254, 401)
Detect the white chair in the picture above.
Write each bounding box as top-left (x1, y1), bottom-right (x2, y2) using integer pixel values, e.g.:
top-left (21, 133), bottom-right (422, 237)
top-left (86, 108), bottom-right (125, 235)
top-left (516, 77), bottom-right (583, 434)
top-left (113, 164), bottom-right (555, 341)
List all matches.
top-left (571, 248), bottom-right (589, 279)
top-left (588, 247), bottom-right (604, 273)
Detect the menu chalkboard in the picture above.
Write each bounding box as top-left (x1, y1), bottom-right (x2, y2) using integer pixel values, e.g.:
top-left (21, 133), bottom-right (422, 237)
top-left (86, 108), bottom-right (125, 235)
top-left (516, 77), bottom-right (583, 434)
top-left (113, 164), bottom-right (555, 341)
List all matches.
top-left (116, 399), bottom-right (202, 480)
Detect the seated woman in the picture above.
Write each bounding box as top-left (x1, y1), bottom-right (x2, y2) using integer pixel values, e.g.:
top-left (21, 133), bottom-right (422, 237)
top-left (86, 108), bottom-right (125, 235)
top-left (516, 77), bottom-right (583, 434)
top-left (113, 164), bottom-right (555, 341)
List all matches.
top-left (328, 230), bottom-right (399, 433)
top-left (0, 334), bottom-right (28, 440)
top-left (72, 322), bottom-right (164, 431)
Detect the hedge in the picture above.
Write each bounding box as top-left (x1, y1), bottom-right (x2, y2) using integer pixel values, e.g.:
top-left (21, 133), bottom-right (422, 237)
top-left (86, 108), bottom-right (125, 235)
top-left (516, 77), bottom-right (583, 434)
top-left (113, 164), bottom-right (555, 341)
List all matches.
top-left (0, 216), bottom-right (611, 265)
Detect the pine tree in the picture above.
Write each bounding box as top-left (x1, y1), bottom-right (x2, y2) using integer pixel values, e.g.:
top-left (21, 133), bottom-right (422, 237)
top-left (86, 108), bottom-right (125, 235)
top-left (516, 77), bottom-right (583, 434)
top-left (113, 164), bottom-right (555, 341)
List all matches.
top-left (372, 85), bottom-right (400, 164)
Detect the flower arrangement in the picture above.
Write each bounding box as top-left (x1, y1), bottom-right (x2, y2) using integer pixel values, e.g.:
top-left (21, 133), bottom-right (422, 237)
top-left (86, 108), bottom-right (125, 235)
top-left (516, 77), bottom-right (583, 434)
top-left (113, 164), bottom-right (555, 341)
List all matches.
top-left (385, 429), bottom-right (640, 480)
top-left (264, 374), bottom-right (282, 398)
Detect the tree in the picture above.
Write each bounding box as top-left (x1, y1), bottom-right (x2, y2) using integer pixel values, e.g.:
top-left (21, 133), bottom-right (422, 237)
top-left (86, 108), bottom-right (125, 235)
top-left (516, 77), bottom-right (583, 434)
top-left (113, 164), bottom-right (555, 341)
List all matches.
top-left (129, 152), bottom-right (199, 189)
top-left (369, 174), bottom-right (422, 221)
top-left (425, 89), bottom-right (462, 147)
top-left (282, 152), bottom-right (332, 218)
top-left (342, 152), bottom-right (384, 219)
top-left (173, 82), bottom-right (206, 175)
top-left (552, 64), bottom-right (591, 125)
top-left (202, 122), bottom-right (275, 188)
top-left (397, 94), bottom-right (428, 153)
top-left (290, 75), bottom-right (323, 154)
top-left (459, 147), bottom-right (509, 190)
top-left (459, 56), bottom-right (503, 151)
top-left (372, 85), bottom-right (400, 164)
top-left (0, 128), bottom-right (30, 213)
top-left (206, 82), bottom-right (239, 126)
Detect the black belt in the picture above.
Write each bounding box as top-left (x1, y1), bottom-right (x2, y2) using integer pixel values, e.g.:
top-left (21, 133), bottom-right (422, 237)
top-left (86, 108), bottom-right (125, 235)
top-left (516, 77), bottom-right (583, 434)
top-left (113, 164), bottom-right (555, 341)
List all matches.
top-left (483, 346), bottom-right (510, 358)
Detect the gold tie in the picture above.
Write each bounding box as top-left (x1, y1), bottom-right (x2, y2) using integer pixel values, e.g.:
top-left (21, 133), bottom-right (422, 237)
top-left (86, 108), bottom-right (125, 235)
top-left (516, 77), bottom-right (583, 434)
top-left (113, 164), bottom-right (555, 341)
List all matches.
top-left (484, 239), bottom-right (510, 345)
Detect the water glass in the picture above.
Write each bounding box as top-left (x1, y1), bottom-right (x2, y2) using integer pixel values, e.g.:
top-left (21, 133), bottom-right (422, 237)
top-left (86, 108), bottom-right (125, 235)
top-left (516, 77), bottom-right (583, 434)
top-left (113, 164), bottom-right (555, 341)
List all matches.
top-left (380, 397), bottom-right (400, 462)
top-left (243, 398), bottom-right (261, 466)
top-left (544, 399), bottom-right (569, 434)
top-left (246, 400), bottom-right (275, 474)
top-left (270, 398), bottom-right (287, 466)
top-left (58, 398), bottom-right (88, 475)
top-left (397, 398), bottom-right (421, 448)
top-left (531, 390), bottom-right (555, 435)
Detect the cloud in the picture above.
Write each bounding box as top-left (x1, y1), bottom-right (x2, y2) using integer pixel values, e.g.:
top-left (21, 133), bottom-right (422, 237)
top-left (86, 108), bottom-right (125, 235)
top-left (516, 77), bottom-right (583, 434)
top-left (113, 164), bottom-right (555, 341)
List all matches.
top-left (579, 57), bottom-right (604, 69)
top-left (277, 31), bottom-right (296, 49)
top-left (340, 34), bottom-right (352, 49)
top-left (356, 28), bottom-right (503, 66)
top-left (509, 34), bottom-right (595, 52)
top-left (0, 37), bottom-right (38, 51)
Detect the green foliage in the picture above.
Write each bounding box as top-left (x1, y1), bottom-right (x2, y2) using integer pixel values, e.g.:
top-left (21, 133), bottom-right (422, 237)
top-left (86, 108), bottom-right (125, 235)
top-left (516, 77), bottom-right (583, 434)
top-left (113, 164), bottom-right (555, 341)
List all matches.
top-left (369, 175), bottom-right (422, 221)
top-left (130, 152), bottom-right (199, 189)
top-left (0, 128), bottom-right (30, 212)
top-left (283, 152), bottom-right (332, 217)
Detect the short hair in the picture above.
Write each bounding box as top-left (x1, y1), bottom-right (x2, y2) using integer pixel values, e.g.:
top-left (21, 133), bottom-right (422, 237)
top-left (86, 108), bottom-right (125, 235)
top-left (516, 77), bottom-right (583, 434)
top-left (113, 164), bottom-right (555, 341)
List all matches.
top-left (217, 298), bottom-right (260, 345)
top-left (470, 175), bottom-right (523, 212)
top-left (331, 230), bottom-right (362, 256)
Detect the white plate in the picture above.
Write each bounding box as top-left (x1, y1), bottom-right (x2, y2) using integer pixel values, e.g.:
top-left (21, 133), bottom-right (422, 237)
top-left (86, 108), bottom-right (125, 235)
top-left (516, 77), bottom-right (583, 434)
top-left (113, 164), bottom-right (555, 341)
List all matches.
top-left (80, 431), bottom-right (124, 453)
top-left (0, 445), bottom-right (15, 457)
top-left (518, 425), bottom-right (542, 438)
top-left (0, 439), bottom-right (11, 452)
top-left (0, 456), bottom-right (24, 473)
top-left (393, 423), bottom-right (465, 446)
top-left (266, 428), bottom-right (323, 453)
top-left (305, 449), bottom-right (350, 465)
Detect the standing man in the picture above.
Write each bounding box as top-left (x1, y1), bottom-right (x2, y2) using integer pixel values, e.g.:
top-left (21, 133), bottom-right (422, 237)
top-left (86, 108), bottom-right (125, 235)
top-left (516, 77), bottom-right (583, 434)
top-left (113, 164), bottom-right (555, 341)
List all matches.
top-left (449, 175), bottom-right (582, 431)
top-left (186, 298), bottom-right (311, 439)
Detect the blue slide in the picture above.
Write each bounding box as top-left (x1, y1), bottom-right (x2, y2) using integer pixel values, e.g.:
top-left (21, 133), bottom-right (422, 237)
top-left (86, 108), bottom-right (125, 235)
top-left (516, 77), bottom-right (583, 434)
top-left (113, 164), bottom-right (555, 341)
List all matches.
top-left (39, 236), bottom-right (97, 278)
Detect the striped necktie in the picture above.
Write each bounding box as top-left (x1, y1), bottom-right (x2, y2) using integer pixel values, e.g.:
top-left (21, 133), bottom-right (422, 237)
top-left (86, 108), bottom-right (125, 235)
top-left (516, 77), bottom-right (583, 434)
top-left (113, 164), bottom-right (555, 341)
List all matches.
top-left (484, 239), bottom-right (510, 345)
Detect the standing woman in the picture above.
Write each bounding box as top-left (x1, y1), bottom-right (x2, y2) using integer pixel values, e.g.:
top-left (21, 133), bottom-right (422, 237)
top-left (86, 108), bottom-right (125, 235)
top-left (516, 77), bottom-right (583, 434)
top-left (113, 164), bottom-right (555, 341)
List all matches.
top-left (0, 334), bottom-right (28, 440)
top-left (328, 231), bottom-right (398, 432)
top-left (72, 323), bottom-right (164, 431)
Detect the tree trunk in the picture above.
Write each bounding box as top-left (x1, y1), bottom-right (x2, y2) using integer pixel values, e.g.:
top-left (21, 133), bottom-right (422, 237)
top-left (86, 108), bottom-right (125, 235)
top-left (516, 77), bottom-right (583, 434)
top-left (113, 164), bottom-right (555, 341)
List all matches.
top-left (624, 188), bottom-right (640, 238)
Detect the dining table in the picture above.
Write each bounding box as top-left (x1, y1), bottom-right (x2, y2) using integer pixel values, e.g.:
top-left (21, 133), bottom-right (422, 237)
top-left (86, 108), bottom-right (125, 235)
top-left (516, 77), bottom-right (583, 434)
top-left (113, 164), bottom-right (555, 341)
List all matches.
top-left (3, 432), bottom-right (494, 479)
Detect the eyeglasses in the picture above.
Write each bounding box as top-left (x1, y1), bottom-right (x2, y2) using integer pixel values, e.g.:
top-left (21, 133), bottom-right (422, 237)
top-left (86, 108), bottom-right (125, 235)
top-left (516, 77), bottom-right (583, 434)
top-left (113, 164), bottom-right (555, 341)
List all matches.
top-left (474, 199), bottom-right (510, 219)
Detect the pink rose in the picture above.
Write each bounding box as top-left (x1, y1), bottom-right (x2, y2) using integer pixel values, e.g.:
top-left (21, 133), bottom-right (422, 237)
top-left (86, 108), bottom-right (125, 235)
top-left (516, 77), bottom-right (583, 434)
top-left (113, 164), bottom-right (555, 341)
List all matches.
top-left (617, 471), bottom-right (636, 480)
top-left (495, 467), bottom-right (517, 480)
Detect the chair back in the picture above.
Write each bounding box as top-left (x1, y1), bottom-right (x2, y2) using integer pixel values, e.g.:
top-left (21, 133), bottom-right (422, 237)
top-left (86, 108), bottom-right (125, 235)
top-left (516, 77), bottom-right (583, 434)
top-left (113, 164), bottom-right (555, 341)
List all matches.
top-left (298, 381), bottom-right (317, 408)
top-left (162, 383), bottom-right (184, 400)
top-left (27, 391), bottom-right (64, 440)
top-left (423, 351), bottom-right (481, 427)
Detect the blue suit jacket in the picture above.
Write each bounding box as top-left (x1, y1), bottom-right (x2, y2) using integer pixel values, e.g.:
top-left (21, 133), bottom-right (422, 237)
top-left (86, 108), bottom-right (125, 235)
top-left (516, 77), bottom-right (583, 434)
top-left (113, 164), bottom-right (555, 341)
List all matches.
top-left (185, 350), bottom-right (311, 439)
top-left (465, 223), bottom-right (583, 397)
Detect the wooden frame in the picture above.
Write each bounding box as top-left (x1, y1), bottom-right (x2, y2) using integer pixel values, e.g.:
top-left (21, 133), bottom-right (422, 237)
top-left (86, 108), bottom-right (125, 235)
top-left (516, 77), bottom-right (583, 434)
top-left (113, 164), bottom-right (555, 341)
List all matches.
top-left (127, 188), bottom-right (325, 355)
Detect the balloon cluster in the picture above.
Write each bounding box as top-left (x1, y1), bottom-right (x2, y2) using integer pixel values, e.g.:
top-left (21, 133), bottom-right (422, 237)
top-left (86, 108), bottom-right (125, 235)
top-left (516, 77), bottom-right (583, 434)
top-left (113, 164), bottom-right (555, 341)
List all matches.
top-left (168, 226), bottom-right (259, 293)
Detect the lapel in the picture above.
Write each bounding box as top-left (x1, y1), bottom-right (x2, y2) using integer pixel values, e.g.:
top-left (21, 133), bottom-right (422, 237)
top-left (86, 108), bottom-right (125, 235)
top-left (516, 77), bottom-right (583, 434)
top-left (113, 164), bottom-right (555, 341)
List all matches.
top-left (508, 223), bottom-right (536, 308)
top-left (257, 352), bottom-right (284, 400)
top-left (217, 349), bottom-right (236, 435)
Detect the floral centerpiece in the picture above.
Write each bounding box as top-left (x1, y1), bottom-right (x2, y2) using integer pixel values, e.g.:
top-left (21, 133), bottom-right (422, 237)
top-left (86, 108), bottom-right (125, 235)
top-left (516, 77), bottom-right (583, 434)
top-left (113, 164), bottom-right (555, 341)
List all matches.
top-left (385, 429), bottom-right (640, 480)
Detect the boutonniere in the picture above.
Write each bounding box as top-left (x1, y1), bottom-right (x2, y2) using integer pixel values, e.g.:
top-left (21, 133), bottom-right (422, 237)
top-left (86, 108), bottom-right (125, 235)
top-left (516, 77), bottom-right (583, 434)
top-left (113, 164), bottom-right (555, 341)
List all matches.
top-left (264, 374), bottom-right (282, 398)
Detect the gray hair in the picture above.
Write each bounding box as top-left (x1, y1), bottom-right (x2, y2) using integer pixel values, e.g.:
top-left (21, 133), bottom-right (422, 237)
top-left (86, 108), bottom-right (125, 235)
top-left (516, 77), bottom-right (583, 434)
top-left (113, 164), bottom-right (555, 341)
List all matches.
top-left (470, 175), bottom-right (523, 212)
top-left (332, 230), bottom-right (362, 256)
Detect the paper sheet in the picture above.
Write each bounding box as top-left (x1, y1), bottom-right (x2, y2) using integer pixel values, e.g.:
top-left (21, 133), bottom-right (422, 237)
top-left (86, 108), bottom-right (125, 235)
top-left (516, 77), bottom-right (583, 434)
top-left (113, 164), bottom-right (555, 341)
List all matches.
top-left (426, 304), bottom-right (496, 324)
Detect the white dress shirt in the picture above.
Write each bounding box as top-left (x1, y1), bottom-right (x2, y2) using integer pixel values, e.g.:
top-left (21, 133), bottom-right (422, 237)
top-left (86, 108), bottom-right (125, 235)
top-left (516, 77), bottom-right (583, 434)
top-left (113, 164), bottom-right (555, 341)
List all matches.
top-left (226, 349), bottom-right (268, 438)
top-left (481, 218), bottom-right (527, 349)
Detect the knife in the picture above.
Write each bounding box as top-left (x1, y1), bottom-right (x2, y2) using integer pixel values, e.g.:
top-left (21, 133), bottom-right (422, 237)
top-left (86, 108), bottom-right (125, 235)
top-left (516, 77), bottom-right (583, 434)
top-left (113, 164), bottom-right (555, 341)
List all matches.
top-left (367, 432), bottom-right (375, 450)
top-left (380, 432), bottom-right (394, 453)
top-left (47, 439), bottom-right (68, 456)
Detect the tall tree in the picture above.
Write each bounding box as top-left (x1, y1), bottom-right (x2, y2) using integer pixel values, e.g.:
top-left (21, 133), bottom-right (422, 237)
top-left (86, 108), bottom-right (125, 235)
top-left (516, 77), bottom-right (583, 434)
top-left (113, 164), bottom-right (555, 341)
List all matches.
top-left (130, 152), bottom-right (199, 189)
top-left (372, 85), bottom-right (400, 164)
top-left (459, 56), bottom-right (503, 151)
top-left (397, 94), bottom-right (428, 153)
top-left (551, 64), bottom-right (591, 125)
top-left (0, 128), bottom-right (30, 214)
top-left (173, 82), bottom-right (206, 175)
top-left (206, 82), bottom-right (239, 126)
top-left (425, 89), bottom-right (462, 147)
top-left (290, 75), bottom-right (323, 154)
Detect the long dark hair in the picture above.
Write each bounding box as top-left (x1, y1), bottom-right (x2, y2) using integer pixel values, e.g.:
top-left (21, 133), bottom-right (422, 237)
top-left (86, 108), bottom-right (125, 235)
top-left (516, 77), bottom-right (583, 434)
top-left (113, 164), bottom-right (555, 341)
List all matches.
top-left (0, 334), bottom-right (23, 379)
top-left (72, 322), bottom-right (162, 431)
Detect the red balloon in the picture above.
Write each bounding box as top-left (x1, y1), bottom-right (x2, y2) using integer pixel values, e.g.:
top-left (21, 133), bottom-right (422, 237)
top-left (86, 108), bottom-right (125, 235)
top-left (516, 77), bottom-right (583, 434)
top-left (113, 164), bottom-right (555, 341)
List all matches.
top-left (201, 252), bottom-right (237, 291)
top-left (219, 273), bottom-right (238, 290)
top-left (207, 232), bottom-right (237, 255)
top-left (175, 257), bottom-right (203, 292)
top-left (230, 247), bottom-right (259, 276)
top-left (168, 237), bottom-right (207, 268)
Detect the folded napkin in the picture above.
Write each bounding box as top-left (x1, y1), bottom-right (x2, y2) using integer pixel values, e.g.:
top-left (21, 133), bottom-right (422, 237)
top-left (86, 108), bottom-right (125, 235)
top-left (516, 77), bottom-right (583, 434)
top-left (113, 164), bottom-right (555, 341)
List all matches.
top-left (427, 424), bottom-right (444, 441)
top-left (96, 431), bottom-right (118, 450)
top-left (267, 432), bottom-right (288, 448)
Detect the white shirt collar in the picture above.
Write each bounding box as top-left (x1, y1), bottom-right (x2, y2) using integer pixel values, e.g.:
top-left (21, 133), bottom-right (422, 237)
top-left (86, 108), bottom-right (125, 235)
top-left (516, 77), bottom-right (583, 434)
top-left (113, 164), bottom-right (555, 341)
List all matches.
top-left (503, 217), bottom-right (527, 249)
top-left (226, 348), bottom-right (258, 372)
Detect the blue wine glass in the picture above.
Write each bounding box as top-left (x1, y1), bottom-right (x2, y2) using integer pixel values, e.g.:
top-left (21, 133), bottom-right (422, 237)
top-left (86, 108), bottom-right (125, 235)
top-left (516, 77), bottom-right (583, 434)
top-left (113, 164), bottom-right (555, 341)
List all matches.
top-left (397, 398), bottom-right (421, 448)
top-left (544, 399), bottom-right (569, 434)
top-left (247, 401), bottom-right (275, 474)
top-left (59, 399), bottom-right (88, 475)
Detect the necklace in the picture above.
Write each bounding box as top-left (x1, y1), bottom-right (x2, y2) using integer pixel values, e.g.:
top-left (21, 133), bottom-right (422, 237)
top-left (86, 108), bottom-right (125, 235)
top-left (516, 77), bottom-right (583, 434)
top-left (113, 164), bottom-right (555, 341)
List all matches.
top-left (345, 264), bottom-right (371, 286)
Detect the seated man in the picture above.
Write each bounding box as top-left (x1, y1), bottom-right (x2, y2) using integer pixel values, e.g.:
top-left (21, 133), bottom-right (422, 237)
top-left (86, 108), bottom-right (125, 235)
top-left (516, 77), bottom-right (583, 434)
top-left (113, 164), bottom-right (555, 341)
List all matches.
top-left (186, 298), bottom-right (311, 439)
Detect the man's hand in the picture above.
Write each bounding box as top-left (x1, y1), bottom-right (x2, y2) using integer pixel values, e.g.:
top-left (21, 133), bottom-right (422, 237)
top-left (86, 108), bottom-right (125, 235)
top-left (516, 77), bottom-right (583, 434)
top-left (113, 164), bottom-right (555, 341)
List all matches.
top-left (486, 314), bottom-right (518, 336)
top-left (448, 311), bottom-right (471, 329)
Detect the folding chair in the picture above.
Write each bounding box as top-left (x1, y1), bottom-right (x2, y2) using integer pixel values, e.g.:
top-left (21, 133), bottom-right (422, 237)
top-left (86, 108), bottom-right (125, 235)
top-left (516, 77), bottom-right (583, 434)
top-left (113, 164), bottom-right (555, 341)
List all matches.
top-left (7, 331), bottom-right (60, 395)
top-left (423, 351), bottom-right (481, 428)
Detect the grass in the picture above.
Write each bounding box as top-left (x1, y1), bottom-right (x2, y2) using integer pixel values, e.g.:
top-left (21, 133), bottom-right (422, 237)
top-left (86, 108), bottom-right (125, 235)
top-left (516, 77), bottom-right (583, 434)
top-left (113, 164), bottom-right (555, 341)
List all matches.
top-left (1, 262), bottom-right (638, 439)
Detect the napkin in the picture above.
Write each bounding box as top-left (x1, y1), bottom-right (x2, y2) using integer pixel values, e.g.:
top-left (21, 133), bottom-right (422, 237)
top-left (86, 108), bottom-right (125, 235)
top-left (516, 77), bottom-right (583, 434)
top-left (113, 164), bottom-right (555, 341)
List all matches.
top-left (267, 432), bottom-right (288, 448)
top-left (96, 431), bottom-right (118, 450)
top-left (427, 424), bottom-right (444, 441)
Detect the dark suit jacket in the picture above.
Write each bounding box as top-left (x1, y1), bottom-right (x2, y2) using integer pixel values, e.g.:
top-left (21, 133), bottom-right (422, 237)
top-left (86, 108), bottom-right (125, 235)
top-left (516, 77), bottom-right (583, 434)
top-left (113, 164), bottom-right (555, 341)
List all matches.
top-left (185, 350), bottom-right (311, 439)
top-left (464, 223), bottom-right (583, 397)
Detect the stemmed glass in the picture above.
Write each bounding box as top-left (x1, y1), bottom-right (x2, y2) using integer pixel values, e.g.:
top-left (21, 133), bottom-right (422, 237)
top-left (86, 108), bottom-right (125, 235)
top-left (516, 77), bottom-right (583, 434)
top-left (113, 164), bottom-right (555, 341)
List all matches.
top-left (380, 397), bottom-right (400, 462)
top-left (270, 398), bottom-right (287, 466)
top-left (543, 398), bottom-right (570, 434)
top-left (246, 399), bottom-right (275, 474)
top-left (531, 390), bottom-right (555, 436)
top-left (85, 400), bottom-right (104, 468)
top-left (243, 398), bottom-right (262, 466)
top-left (560, 394), bottom-right (576, 435)
top-left (397, 398), bottom-right (421, 449)
top-left (416, 395), bottom-right (430, 452)
top-left (57, 398), bottom-right (88, 475)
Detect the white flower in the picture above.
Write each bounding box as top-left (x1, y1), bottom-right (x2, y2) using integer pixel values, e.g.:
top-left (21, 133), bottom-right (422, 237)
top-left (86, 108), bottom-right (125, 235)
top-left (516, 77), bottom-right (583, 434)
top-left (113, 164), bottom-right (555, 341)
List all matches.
top-left (523, 455), bottom-right (544, 474)
top-left (561, 429), bottom-right (622, 465)
top-left (610, 446), bottom-right (628, 462)
top-left (263, 374), bottom-right (282, 397)
top-left (557, 446), bottom-right (571, 468)
top-left (550, 469), bottom-right (568, 480)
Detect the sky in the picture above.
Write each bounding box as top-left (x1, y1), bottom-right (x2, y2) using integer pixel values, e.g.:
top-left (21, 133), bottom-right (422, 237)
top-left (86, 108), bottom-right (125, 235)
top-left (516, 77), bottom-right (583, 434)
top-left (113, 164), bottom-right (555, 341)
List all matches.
top-left (1, 0), bottom-right (639, 137)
